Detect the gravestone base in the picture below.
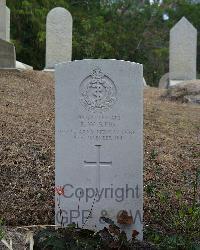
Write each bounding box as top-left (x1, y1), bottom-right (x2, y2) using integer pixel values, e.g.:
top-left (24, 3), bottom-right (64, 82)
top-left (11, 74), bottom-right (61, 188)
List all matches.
top-left (16, 61), bottom-right (33, 70)
top-left (159, 73), bottom-right (169, 89)
top-left (169, 80), bottom-right (192, 87)
top-left (0, 68), bottom-right (20, 71)
top-left (43, 68), bottom-right (55, 72)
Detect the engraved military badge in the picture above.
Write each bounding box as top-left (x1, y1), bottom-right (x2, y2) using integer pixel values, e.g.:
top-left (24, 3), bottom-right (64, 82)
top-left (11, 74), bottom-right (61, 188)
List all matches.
top-left (80, 68), bottom-right (117, 113)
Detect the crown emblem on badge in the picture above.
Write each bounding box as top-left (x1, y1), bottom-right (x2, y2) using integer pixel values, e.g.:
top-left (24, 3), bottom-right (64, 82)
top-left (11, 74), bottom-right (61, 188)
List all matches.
top-left (80, 68), bottom-right (117, 113)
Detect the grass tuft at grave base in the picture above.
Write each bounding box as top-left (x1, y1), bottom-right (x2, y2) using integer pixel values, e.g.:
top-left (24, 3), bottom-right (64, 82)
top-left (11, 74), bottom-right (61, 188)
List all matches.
top-left (0, 70), bottom-right (199, 249)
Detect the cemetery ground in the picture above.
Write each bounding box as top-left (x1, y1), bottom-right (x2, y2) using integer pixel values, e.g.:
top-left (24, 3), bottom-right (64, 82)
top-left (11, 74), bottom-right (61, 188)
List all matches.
top-left (0, 70), bottom-right (199, 249)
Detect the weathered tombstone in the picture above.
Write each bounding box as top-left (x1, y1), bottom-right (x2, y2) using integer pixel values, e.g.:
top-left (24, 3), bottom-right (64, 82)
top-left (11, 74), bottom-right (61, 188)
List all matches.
top-left (0, 38), bottom-right (16, 68)
top-left (6, 6), bottom-right (10, 41)
top-left (169, 17), bottom-right (197, 86)
top-left (55, 59), bottom-right (143, 240)
top-left (45, 7), bottom-right (72, 69)
top-left (143, 77), bottom-right (147, 87)
top-left (159, 72), bottom-right (169, 89)
top-left (0, 0), bottom-right (10, 41)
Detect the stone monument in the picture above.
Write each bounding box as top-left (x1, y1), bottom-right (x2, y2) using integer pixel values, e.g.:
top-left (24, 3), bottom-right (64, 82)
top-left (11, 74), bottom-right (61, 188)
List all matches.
top-left (55, 59), bottom-right (143, 240)
top-left (45, 7), bottom-right (72, 69)
top-left (0, 0), bottom-right (10, 41)
top-left (169, 17), bottom-right (197, 86)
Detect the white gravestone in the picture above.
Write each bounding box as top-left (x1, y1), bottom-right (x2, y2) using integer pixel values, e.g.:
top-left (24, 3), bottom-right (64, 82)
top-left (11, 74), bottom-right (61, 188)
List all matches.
top-left (45, 7), bottom-right (72, 69)
top-left (55, 59), bottom-right (143, 240)
top-left (159, 72), bottom-right (169, 89)
top-left (169, 17), bottom-right (197, 86)
top-left (0, 0), bottom-right (10, 41)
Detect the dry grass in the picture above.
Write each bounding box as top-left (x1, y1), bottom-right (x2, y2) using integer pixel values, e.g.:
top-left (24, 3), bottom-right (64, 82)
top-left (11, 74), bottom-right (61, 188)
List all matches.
top-left (0, 71), bottom-right (199, 234)
top-left (144, 88), bottom-right (200, 233)
top-left (0, 70), bottom-right (55, 226)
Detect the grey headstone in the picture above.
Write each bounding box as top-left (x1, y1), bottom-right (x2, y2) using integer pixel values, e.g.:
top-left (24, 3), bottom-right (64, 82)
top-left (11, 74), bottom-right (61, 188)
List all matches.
top-left (0, 38), bottom-right (16, 68)
top-left (169, 17), bottom-right (197, 85)
top-left (6, 6), bottom-right (10, 41)
top-left (0, 0), bottom-right (10, 41)
top-left (55, 59), bottom-right (143, 240)
top-left (159, 72), bottom-right (169, 89)
top-left (45, 7), bottom-right (72, 69)
top-left (143, 77), bottom-right (147, 86)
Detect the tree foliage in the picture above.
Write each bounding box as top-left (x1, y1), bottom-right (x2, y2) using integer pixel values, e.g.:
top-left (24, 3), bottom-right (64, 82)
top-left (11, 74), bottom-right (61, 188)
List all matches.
top-left (7, 0), bottom-right (200, 86)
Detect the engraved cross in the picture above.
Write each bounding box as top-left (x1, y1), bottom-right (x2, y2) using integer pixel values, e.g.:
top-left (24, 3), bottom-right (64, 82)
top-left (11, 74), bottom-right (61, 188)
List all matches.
top-left (84, 145), bottom-right (112, 189)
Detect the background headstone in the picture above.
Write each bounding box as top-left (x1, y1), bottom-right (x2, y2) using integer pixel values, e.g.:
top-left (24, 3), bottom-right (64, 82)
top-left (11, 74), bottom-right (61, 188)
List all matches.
top-left (143, 77), bottom-right (147, 87)
top-left (55, 59), bottom-right (143, 240)
top-left (0, 38), bottom-right (16, 68)
top-left (0, 0), bottom-right (10, 41)
top-left (159, 72), bottom-right (169, 89)
top-left (6, 6), bottom-right (10, 41)
top-left (169, 17), bottom-right (197, 86)
top-left (162, 80), bottom-right (200, 105)
top-left (45, 7), bottom-right (72, 69)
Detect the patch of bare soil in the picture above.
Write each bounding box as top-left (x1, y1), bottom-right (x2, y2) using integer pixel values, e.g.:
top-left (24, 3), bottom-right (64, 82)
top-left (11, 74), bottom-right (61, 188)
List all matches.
top-left (0, 71), bottom-right (199, 245)
top-left (0, 70), bottom-right (55, 226)
top-left (144, 88), bottom-right (199, 230)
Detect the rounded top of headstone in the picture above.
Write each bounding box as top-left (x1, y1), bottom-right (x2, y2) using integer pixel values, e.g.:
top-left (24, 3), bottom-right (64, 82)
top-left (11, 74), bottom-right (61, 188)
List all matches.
top-left (47, 7), bottom-right (72, 21)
